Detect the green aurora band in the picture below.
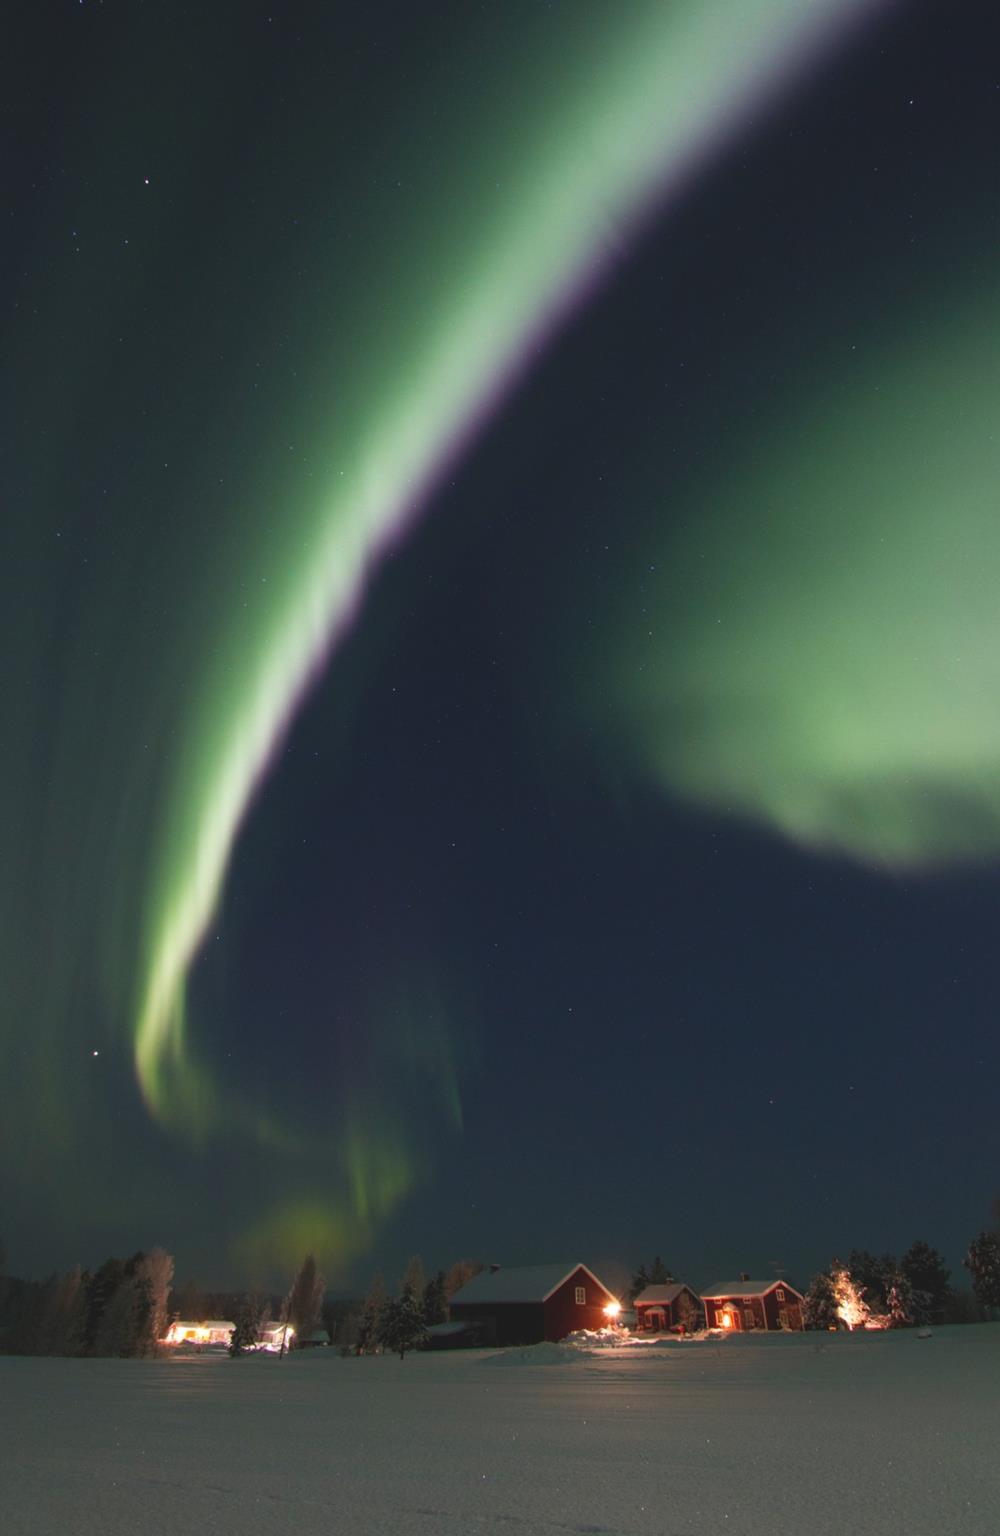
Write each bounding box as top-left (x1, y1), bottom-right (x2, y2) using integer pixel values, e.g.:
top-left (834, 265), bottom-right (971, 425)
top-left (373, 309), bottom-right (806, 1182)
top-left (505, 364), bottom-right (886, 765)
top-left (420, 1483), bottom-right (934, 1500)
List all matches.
top-left (606, 280), bottom-right (1000, 866)
top-left (136, 0), bottom-right (886, 1135)
top-left (3, 1), bottom-right (896, 1269)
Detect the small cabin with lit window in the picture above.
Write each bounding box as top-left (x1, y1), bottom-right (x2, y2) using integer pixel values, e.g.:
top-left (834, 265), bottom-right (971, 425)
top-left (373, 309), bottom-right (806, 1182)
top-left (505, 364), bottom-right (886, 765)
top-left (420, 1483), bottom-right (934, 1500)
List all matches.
top-left (448, 1263), bottom-right (618, 1345)
top-left (634, 1283), bottom-right (703, 1333)
top-left (163, 1319), bottom-right (235, 1347)
top-left (702, 1278), bottom-right (804, 1332)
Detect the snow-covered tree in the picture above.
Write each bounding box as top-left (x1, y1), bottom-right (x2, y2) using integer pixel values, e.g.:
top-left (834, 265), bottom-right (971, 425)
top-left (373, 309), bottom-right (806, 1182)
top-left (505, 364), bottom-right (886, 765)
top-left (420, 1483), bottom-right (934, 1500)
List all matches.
top-left (884, 1267), bottom-right (914, 1328)
top-left (381, 1286), bottom-right (428, 1360)
top-left (803, 1270), bottom-right (839, 1330)
top-left (675, 1289), bottom-right (699, 1334)
top-left (286, 1254), bottom-right (325, 1347)
top-left (444, 1259), bottom-right (482, 1299)
top-left (831, 1261), bottom-right (869, 1330)
top-left (965, 1231), bottom-right (1000, 1310)
top-left (423, 1270), bottom-right (448, 1326)
top-left (133, 1248), bottom-right (174, 1355)
top-left (401, 1255), bottom-right (426, 1303)
top-left (357, 1271), bottom-right (388, 1354)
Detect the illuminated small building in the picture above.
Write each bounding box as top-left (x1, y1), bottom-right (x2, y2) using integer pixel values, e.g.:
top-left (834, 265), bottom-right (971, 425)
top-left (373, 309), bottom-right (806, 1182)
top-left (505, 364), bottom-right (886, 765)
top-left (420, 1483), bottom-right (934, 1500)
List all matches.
top-left (449, 1262), bottom-right (618, 1345)
top-left (702, 1278), bottom-right (804, 1332)
top-left (634, 1282), bottom-right (702, 1333)
top-left (163, 1319), bottom-right (296, 1351)
top-left (163, 1319), bottom-right (235, 1347)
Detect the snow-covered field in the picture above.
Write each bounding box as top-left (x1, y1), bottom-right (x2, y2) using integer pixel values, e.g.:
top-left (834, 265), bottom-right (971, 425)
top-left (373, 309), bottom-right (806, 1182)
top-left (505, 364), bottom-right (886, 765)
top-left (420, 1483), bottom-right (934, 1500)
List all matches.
top-left (3, 1326), bottom-right (998, 1535)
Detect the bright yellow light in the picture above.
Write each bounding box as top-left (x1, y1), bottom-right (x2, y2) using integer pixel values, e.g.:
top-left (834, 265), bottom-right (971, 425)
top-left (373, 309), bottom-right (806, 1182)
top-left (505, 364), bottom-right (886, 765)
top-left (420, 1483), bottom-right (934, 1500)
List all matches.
top-left (721, 1312), bottom-right (732, 1329)
top-left (604, 1300), bottom-right (621, 1318)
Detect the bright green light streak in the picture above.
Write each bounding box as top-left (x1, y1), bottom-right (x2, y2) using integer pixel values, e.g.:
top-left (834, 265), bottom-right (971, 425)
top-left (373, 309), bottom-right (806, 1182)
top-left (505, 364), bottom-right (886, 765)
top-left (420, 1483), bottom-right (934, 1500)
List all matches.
top-left (136, 1), bottom-right (887, 1129)
top-left (610, 284), bottom-right (1000, 865)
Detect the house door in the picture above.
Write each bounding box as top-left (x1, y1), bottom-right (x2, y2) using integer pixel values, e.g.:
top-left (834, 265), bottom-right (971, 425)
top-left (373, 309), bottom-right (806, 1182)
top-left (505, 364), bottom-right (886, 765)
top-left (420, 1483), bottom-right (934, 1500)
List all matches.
top-left (648, 1308), bottom-right (666, 1333)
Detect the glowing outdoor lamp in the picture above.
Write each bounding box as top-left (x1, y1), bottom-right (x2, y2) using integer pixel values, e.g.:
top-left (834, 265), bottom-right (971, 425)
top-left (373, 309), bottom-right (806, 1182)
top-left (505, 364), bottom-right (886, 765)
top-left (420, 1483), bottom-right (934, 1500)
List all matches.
top-left (604, 1300), bottom-right (622, 1320)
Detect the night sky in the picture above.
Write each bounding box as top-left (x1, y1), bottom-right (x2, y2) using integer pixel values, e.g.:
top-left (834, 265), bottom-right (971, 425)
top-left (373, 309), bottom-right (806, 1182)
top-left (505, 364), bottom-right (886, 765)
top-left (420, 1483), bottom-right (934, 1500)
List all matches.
top-left (3, 0), bottom-right (998, 1295)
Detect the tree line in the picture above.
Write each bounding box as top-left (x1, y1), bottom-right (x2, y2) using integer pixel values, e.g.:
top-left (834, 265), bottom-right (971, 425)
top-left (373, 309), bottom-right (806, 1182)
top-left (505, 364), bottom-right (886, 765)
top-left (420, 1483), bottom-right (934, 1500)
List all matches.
top-left (3, 1215), bottom-right (997, 1360)
top-left (803, 1225), bottom-right (1000, 1330)
top-left (0, 1248), bottom-right (174, 1357)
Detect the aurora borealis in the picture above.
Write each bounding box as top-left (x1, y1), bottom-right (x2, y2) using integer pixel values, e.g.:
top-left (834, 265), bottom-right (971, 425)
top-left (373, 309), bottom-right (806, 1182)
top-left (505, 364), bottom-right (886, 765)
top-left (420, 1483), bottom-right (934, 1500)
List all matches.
top-left (3, 0), bottom-right (997, 1289)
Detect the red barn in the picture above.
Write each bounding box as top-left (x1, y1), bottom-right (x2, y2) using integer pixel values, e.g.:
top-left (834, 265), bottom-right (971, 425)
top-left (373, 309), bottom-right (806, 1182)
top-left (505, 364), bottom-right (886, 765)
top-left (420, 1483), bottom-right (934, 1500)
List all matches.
top-left (448, 1263), bottom-right (618, 1345)
top-left (634, 1283), bottom-right (702, 1333)
top-left (702, 1278), bottom-right (804, 1332)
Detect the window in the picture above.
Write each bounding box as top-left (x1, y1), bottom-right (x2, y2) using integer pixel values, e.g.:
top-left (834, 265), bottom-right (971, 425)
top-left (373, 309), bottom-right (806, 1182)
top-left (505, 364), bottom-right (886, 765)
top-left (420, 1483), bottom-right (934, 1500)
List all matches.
top-left (776, 1288), bottom-right (785, 1302)
top-left (574, 1286), bottom-right (586, 1305)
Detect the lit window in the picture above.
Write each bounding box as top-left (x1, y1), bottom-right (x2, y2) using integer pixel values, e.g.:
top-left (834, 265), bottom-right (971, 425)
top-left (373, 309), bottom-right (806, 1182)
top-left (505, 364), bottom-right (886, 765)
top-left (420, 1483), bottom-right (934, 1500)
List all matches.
top-left (776, 1288), bottom-right (785, 1301)
top-left (574, 1286), bottom-right (586, 1305)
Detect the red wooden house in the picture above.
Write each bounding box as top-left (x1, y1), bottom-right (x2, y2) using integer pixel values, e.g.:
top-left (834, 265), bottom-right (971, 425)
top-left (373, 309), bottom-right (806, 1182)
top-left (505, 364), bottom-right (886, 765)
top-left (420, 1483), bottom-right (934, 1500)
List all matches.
top-left (701, 1278), bottom-right (804, 1331)
top-left (448, 1263), bottom-right (618, 1345)
top-left (634, 1283), bottom-right (702, 1333)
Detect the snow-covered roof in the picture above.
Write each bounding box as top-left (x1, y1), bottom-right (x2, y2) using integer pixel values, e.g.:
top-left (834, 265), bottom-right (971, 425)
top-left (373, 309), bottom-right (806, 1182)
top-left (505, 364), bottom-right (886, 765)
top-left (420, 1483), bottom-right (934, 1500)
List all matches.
top-left (634, 1284), bottom-right (697, 1306)
top-left (171, 1318), bottom-right (234, 1330)
top-left (702, 1280), bottom-right (803, 1300)
top-left (450, 1263), bottom-right (613, 1305)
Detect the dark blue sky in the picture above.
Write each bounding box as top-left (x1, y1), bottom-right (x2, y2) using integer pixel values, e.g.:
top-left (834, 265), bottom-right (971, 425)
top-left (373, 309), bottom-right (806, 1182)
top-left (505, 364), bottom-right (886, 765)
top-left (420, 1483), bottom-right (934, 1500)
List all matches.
top-left (2, 0), bottom-right (997, 1295)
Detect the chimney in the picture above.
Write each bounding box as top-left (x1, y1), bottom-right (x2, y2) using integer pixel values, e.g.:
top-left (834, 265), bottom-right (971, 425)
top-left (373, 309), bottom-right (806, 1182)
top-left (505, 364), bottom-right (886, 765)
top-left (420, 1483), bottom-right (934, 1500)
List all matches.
top-left (488, 1263), bottom-right (501, 1273)
top-left (738, 1272), bottom-right (750, 1282)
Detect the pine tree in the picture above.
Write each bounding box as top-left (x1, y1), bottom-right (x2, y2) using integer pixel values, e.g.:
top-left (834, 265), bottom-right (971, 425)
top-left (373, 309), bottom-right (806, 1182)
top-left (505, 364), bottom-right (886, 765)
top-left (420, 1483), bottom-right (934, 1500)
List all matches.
top-left (83, 1258), bottom-right (127, 1353)
top-left (229, 1294), bottom-right (265, 1356)
top-left (92, 1275), bottom-right (143, 1357)
top-left (286, 1254), bottom-right (325, 1348)
top-left (423, 1271), bottom-right (448, 1326)
top-left (628, 1263), bottom-right (650, 1304)
top-left (803, 1270), bottom-right (839, 1330)
top-left (900, 1240), bottom-right (951, 1324)
top-left (381, 1285), bottom-right (428, 1360)
top-left (847, 1249), bottom-right (889, 1312)
top-left (37, 1266), bottom-right (85, 1356)
top-left (628, 1257), bottom-right (674, 1301)
top-left (964, 1231), bottom-right (1000, 1309)
top-left (357, 1272), bottom-right (388, 1354)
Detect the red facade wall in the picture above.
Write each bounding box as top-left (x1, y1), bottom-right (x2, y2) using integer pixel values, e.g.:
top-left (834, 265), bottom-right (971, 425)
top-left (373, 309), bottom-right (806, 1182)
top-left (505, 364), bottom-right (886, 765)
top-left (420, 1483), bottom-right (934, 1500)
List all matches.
top-left (761, 1288), bottom-right (803, 1330)
top-left (636, 1288), bottom-right (701, 1332)
top-left (705, 1287), bottom-right (803, 1331)
top-left (543, 1266), bottom-right (615, 1340)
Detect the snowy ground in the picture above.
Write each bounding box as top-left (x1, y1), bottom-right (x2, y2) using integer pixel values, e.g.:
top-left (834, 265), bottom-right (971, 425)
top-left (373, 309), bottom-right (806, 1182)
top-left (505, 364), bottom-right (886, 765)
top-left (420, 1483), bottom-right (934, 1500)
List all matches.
top-left (3, 1325), bottom-right (998, 1535)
